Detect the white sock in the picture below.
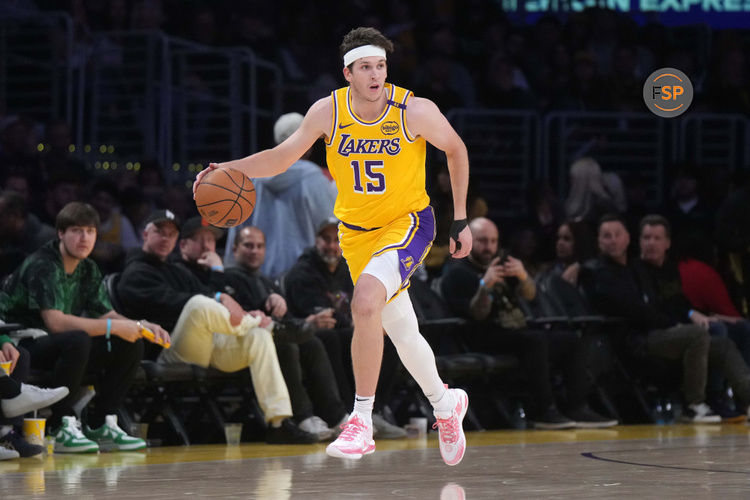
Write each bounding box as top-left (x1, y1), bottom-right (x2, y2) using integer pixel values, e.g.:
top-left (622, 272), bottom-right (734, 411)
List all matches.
top-left (353, 395), bottom-right (374, 423)
top-left (430, 388), bottom-right (456, 417)
top-left (0, 425), bottom-right (12, 438)
top-left (382, 291), bottom-right (447, 406)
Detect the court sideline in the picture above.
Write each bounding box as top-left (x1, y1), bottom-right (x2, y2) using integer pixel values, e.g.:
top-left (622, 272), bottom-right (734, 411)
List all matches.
top-left (2, 424), bottom-right (749, 498)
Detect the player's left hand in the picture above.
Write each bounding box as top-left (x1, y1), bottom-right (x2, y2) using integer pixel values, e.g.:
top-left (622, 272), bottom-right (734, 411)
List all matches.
top-left (450, 223), bottom-right (472, 259)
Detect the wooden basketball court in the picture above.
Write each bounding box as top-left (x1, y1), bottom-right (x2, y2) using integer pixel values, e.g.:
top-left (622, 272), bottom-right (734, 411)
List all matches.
top-left (2, 424), bottom-right (749, 498)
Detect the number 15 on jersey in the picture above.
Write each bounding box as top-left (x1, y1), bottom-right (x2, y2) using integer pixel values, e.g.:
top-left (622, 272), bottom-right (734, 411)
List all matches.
top-left (351, 160), bottom-right (385, 194)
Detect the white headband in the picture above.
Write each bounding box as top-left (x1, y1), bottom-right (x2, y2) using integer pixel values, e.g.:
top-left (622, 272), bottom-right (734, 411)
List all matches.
top-left (343, 45), bottom-right (386, 67)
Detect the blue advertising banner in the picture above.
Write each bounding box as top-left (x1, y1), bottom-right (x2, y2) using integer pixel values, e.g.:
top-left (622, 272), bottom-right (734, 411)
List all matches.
top-left (500, 0), bottom-right (750, 28)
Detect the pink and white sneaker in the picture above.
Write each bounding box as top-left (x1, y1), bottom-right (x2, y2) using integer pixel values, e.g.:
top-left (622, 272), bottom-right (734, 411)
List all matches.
top-left (325, 413), bottom-right (375, 460)
top-left (433, 388), bottom-right (468, 466)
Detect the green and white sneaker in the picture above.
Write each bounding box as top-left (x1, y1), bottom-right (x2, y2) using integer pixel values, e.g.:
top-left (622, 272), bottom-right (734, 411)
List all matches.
top-left (84, 415), bottom-right (146, 452)
top-left (54, 416), bottom-right (99, 454)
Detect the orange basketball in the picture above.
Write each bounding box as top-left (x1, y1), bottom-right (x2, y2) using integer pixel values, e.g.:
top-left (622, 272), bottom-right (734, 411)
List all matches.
top-left (194, 167), bottom-right (256, 227)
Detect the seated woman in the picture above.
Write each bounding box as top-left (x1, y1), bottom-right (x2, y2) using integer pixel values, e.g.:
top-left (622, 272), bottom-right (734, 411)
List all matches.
top-left (542, 219), bottom-right (596, 287)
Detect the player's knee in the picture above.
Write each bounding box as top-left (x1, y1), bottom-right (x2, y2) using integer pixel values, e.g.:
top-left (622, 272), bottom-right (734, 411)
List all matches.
top-left (351, 294), bottom-right (382, 321)
top-left (351, 277), bottom-right (386, 320)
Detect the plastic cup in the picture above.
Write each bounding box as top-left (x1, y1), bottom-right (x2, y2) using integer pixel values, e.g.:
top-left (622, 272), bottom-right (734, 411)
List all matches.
top-left (45, 435), bottom-right (55, 455)
top-left (404, 424), bottom-right (420, 438)
top-left (0, 360), bottom-right (11, 375)
top-left (23, 418), bottom-right (46, 446)
top-left (129, 422), bottom-right (149, 440)
top-left (224, 423), bottom-right (242, 445)
top-left (409, 417), bottom-right (428, 436)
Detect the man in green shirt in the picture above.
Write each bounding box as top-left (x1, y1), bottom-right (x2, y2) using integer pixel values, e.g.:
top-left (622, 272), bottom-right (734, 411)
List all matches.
top-left (0, 202), bottom-right (170, 453)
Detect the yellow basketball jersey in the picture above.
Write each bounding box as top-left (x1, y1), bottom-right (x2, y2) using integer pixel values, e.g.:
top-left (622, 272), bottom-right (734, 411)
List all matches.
top-left (325, 84), bottom-right (430, 229)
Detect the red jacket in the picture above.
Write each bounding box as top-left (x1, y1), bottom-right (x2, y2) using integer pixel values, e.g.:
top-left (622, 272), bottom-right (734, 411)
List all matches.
top-left (678, 258), bottom-right (741, 317)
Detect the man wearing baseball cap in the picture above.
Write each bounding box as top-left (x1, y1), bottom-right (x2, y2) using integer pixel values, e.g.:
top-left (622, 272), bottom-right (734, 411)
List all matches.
top-left (117, 211), bottom-right (317, 444)
top-left (175, 216), bottom-right (225, 287)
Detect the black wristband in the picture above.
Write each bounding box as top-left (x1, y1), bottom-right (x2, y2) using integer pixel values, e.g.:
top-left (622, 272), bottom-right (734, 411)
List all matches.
top-left (449, 218), bottom-right (468, 251)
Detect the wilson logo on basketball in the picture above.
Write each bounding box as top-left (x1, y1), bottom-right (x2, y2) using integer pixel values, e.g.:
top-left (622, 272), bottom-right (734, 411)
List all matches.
top-left (381, 121), bottom-right (399, 135)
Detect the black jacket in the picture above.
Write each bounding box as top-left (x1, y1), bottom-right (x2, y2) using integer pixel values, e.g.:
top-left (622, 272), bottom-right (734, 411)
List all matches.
top-left (284, 248), bottom-right (353, 328)
top-left (440, 255), bottom-right (527, 324)
top-left (585, 255), bottom-right (674, 332)
top-left (634, 258), bottom-right (692, 325)
top-left (223, 266), bottom-right (278, 312)
top-left (172, 258), bottom-right (227, 291)
top-left (222, 265), bottom-right (312, 344)
top-left (117, 249), bottom-right (214, 331)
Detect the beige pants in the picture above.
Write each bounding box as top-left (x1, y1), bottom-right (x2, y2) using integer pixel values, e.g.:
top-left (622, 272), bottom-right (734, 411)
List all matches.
top-left (158, 295), bottom-right (292, 421)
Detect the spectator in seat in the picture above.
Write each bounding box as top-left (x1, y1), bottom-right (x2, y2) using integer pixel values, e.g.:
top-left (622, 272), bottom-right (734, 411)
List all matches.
top-left (36, 173), bottom-right (82, 228)
top-left (0, 333), bottom-right (69, 458)
top-left (440, 217), bottom-right (616, 429)
top-left (663, 166), bottom-right (714, 244)
top-left (585, 214), bottom-right (750, 423)
top-left (0, 190), bottom-right (56, 278)
top-left (89, 179), bottom-right (140, 275)
top-left (542, 219), bottom-right (596, 287)
top-left (637, 214), bottom-right (750, 417)
top-left (116, 210), bottom-right (317, 445)
top-left (222, 225), bottom-right (349, 439)
top-left (283, 218), bottom-right (406, 439)
top-left (0, 202), bottom-right (164, 453)
top-left (564, 157), bottom-right (626, 231)
top-left (223, 112), bottom-right (336, 278)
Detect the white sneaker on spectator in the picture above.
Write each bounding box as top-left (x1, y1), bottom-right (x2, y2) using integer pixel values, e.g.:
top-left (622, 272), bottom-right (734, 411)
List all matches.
top-left (681, 403), bottom-right (721, 423)
top-left (1, 384), bottom-right (69, 418)
top-left (372, 413), bottom-right (406, 439)
top-left (0, 446), bottom-right (20, 460)
top-left (331, 414), bottom-right (349, 438)
top-left (53, 416), bottom-right (99, 453)
top-left (299, 416), bottom-right (333, 441)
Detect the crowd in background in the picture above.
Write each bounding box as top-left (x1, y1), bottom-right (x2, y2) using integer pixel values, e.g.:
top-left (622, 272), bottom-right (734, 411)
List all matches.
top-left (0, 0), bottom-right (750, 445)
top-left (20, 0), bottom-right (748, 115)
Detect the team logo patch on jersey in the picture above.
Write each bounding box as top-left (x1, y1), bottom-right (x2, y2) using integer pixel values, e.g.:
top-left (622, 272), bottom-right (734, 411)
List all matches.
top-left (381, 121), bottom-right (399, 135)
top-left (401, 256), bottom-right (414, 271)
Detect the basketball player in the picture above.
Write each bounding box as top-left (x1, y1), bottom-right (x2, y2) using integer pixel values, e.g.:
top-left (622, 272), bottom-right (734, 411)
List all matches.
top-left (195, 27), bottom-right (472, 466)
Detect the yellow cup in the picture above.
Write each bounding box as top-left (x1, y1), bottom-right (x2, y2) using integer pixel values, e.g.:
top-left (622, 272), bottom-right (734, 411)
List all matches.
top-left (45, 435), bottom-right (56, 455)
top-left (23, 418), bottom-right (46, 447)
top-left (0, 360), bottom-right (11, 375)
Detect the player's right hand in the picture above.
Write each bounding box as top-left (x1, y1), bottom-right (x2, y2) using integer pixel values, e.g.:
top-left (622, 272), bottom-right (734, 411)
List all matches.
top-left (193, 162), bottom-right (220, 198)
top-left (450, 225), bottom-right (472, 259)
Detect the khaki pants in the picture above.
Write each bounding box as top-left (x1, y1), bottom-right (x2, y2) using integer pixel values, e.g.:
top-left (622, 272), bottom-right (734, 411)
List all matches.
top-left (158, 295), bottom-right (292, 421)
